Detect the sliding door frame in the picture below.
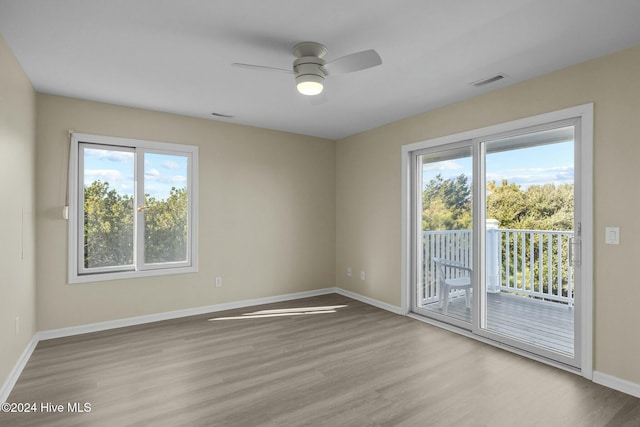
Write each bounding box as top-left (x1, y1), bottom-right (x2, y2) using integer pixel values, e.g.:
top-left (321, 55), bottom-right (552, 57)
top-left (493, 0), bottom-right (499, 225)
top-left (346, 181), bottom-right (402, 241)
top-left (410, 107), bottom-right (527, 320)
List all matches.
top-left (401, 104), bottom-right (593, 378)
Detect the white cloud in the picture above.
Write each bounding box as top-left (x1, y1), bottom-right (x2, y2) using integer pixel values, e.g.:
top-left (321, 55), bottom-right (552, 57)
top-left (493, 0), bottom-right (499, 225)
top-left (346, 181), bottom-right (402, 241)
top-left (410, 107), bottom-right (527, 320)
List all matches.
top-left (423, 160), bottom-right (463, 172)
top-left (168, 175), bottom-right (186, 184)
top-left (84, 169), bottom-right (133, 195)
top-left (144, 170), bottom-right (185, 184)
top-left (487, 166), bottom-right (574, 187)
top-left (142, 172), bottom-right (187, 199)
top-left (145, 168), bottom-right (160, 177)
top-left (84, 148), bottom-right (133, 163)
top-left (85, 169), bottom-right (124, 181)
top-left (162, 160), bottom-right (181, 170)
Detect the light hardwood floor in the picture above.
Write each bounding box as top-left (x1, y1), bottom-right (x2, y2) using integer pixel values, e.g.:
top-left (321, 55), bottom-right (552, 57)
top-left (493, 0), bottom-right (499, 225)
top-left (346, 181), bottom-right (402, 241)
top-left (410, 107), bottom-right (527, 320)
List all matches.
top-left (1, 294), bottom-right (638, 426)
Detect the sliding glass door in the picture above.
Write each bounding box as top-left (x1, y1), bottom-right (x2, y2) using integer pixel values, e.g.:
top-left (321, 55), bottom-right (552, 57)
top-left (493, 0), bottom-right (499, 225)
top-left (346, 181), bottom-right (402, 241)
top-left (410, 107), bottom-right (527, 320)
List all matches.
top-left (476, 124), bottom-right (578, 366)
top-left (409, 114), bottom-right (587, 369)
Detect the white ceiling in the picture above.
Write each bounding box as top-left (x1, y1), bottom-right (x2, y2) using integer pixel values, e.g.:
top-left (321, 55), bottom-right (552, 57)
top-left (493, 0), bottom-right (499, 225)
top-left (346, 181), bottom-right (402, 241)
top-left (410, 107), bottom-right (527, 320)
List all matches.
top-left (2, 0), bottom-right (640, 140)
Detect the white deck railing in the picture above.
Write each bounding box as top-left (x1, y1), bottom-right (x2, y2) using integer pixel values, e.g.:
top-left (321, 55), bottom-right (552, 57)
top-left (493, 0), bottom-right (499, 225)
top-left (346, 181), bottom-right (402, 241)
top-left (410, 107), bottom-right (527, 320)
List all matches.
top-left (421, 229), bottom-right (472, 301)
top-left (421, 227), bottom-right (574, 306)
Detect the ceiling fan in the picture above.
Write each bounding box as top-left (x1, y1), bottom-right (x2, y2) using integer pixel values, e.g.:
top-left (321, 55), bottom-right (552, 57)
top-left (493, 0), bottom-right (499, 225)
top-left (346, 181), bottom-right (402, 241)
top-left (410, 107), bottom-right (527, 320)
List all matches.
top-left (232, 42), bottom-right (382, 96)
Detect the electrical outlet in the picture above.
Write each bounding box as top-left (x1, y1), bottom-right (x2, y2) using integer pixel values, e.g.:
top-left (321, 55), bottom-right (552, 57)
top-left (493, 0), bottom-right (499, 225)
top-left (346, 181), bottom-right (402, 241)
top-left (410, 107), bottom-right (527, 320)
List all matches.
top-left (215, 276), bottom-right (223, 287)
top-left (360, 271), bottom-right (365, 281)
top-left (346, 267), bottom-right (352, 277)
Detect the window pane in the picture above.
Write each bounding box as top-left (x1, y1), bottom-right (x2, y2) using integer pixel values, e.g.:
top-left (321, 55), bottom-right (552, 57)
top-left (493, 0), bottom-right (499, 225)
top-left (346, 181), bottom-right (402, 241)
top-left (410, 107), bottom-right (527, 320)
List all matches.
top-left (82, 145), bottom-right (135, 269)
top-left (143, 152), bottom-right (189, 264)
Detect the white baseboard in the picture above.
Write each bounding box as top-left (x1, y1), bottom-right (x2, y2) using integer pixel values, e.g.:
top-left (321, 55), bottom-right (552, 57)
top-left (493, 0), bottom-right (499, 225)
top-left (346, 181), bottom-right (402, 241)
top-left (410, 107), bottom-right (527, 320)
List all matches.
top-left (39, 288), bottom-right (337, 341)
top-left (593, 371), bottom-right (640, 399)
top-left (0, 335), bottom-right (38, 404)
top-left (335, 288), bottom-right (404, 315)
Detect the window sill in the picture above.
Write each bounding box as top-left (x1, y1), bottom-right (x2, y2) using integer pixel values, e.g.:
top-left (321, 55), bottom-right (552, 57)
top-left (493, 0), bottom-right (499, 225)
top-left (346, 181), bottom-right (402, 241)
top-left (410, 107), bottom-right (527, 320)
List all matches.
top-left (68, 265), bottom-right (198, 285)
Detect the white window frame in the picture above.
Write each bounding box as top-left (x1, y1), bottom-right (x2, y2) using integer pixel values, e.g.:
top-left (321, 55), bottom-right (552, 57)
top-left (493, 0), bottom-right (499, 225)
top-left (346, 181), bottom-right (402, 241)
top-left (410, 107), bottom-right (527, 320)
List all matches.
top-left (68, 132), bottom-right (198, 284)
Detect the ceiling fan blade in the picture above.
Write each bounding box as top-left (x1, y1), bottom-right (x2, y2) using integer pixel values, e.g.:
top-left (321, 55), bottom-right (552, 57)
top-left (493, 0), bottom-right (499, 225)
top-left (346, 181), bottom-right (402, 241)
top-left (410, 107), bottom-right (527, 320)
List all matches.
top-left (324, 49), bottom-right (382, 74)
top-left (232, 63), bottom-right (294, 74)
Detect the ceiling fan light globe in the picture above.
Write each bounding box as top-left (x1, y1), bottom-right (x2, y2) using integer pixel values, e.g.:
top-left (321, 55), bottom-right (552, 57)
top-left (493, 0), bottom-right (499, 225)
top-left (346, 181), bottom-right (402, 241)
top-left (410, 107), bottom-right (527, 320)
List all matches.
top-left (297, 81), bottom-right (323, 96)
top-left (296, 74), bottom-right (324, 96)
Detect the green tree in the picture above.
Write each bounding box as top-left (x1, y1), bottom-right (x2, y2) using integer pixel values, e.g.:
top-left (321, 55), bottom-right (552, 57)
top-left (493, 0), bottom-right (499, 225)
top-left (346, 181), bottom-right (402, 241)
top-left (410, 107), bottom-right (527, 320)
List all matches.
top-left (422, 174), bottom-right (471, 230)
top-left (520, 183), bottom-right (573, 231)
top-left (83, 181), bottom-right (188, 268)
top-left (486, 180), bottom-right (573, 231)
top-left (83, 180), bottom-right (134, 268)
top-left (144, 187), bottom-right (188, 264)
top-left (485, 180), bottom-right (527, 227)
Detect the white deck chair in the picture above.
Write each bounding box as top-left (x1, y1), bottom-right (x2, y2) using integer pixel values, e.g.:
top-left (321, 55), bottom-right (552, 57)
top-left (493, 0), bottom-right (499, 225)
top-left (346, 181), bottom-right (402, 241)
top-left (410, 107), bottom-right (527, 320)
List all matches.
top-left (433, 257), bottom-right (472, 315)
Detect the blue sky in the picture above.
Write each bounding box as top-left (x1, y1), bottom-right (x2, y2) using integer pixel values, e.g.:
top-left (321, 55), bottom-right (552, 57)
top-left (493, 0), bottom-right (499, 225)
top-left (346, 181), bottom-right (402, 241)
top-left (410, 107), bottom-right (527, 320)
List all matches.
top-left (83, 148), bottom-right (188, 200)
top-left (84, 139), bottom-right (572, 200)
top-left (423, 141), bottom-right (574, 189)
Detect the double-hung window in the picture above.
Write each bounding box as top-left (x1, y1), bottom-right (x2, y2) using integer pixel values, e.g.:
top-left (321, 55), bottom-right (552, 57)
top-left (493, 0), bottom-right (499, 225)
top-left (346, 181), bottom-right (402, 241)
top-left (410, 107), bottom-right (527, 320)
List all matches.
top-left (68, 133), bottom-right (198, 283)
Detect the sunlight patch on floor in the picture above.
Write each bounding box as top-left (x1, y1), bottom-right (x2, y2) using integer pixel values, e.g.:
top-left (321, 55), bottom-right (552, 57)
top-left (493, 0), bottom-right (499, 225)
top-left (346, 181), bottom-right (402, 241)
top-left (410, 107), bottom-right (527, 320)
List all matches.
top-left (208, 305), bottom-right (348, 321)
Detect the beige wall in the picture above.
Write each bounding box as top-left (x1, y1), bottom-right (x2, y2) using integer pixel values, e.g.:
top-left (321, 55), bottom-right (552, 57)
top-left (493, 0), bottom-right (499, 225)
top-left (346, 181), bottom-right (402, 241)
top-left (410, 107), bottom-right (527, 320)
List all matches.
top-left (0, 36), bottom-right (36, 387)
top-left (336, 45), bottom-right (640, 384)
top-left (36, 95), bottom-right (336, 330)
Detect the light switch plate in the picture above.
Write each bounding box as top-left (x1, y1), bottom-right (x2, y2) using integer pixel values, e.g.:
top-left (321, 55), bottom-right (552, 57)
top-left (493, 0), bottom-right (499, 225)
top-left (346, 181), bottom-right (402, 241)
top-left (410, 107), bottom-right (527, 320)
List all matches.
top-left (605, 227), bottom-right (620, 245)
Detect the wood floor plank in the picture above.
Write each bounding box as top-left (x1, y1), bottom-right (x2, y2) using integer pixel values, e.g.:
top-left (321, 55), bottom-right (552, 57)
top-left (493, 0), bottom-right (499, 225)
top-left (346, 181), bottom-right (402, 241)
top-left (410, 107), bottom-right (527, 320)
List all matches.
top-left (1, 294), bottom-right (638, 426)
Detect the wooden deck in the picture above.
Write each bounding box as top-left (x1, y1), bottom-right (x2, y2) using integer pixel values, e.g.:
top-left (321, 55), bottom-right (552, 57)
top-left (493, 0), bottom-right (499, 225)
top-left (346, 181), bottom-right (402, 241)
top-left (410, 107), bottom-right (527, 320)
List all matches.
top-left (422, 292), bottom-right (574, 356)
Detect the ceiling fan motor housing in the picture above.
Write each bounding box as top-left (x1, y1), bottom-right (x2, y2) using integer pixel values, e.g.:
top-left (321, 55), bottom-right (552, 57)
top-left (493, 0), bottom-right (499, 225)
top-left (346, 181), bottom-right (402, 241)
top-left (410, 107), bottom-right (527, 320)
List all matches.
top-left (293, 42), bottom-right (328, 88)
top-left (294, 56), bottom-right (327, 81)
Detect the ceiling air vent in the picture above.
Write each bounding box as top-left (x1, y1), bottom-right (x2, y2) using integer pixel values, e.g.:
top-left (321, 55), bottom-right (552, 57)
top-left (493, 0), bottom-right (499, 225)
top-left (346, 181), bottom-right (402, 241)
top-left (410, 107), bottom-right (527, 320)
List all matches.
top-left (470, 74), bottom-right (505, 87)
